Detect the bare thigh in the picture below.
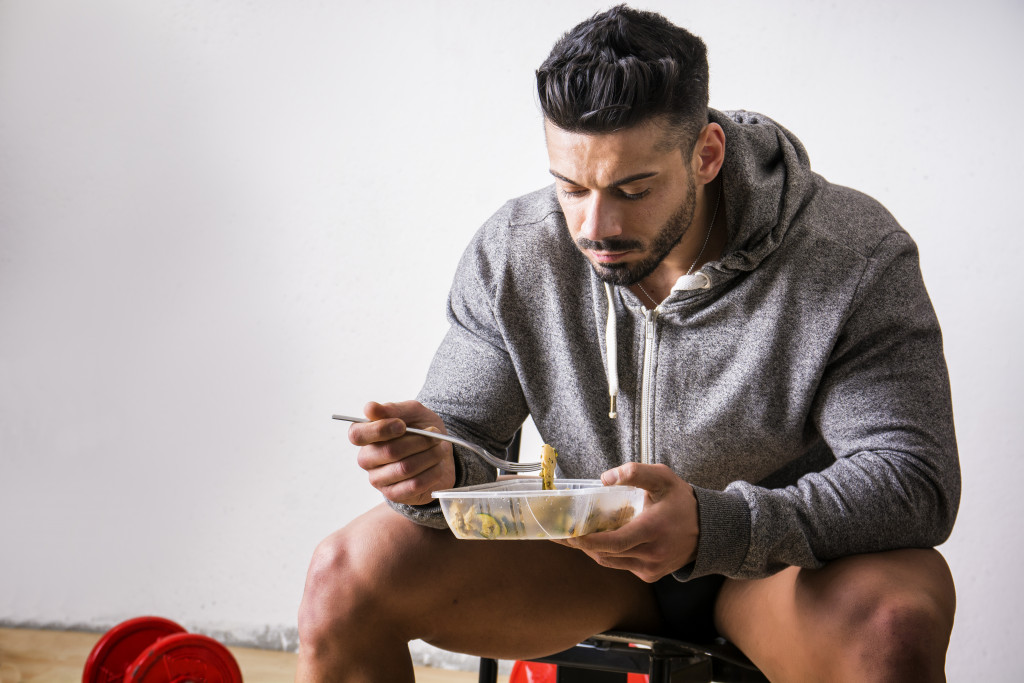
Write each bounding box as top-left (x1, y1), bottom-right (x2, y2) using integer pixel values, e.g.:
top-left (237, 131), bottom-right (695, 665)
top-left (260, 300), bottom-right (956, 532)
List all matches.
top-left (313, 503), bottom-right (662, 660)
top-left (714, 548), bottom-right (956, 681)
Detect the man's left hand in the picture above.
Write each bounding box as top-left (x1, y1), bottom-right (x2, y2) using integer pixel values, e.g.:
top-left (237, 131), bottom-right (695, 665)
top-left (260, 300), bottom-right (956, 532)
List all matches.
top-left (555, 462), bottom-right (699, 583)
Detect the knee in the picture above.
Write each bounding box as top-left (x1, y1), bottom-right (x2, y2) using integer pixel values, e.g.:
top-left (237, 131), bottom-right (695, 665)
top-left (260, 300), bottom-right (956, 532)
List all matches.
top-left (851, 593), bottom-right (953, 676)
top-left (821, 559), bottom-right (955, 679)
top-left (297, 528), bottom-right (376, 647)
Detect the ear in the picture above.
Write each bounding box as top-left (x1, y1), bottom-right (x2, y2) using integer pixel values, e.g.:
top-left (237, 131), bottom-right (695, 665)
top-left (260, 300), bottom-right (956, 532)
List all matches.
top-left (691, 123), bottom-right (725, 186)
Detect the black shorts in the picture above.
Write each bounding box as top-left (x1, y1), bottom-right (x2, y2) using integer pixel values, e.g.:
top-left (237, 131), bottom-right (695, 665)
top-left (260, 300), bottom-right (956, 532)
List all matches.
top-left (651, 573), bottom-right (726, 642)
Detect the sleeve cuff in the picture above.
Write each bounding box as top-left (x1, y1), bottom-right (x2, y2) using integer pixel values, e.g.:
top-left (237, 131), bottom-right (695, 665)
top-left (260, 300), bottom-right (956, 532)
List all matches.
top-left (386, 498), bottom-right (449, 529)
top-left (672, 485), bottom-right (751, 580)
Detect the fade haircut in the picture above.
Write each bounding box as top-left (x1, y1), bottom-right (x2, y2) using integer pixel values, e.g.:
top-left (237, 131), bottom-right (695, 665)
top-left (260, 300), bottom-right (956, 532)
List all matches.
top-left (536, 4), bottom-right (709, 152)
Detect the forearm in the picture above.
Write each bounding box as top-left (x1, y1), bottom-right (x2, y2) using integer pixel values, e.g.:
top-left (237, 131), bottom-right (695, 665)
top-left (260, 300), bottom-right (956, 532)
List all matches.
top-left (684, 440), bottom-right (958, 580)
top-left (682, 232), bottom-right (960, 580)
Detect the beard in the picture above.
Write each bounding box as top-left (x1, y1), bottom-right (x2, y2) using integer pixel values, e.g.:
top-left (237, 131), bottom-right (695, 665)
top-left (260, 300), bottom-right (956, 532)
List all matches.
top-left (575, 175), bottom-right (698, 286)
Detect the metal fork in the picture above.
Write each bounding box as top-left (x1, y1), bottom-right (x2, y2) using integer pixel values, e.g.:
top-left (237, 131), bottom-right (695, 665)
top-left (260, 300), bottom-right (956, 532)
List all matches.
top-left (332, 414), bottom-right (541, 473)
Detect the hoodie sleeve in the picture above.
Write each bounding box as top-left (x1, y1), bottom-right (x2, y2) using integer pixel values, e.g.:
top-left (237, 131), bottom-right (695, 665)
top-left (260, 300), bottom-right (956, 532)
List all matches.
top-left (683, 230), bottom-right (961, 580)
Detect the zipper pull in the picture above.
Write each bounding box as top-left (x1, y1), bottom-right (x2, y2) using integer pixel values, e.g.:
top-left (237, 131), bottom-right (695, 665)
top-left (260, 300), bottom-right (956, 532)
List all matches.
top-left (645, 308), bottom-right (657, 339)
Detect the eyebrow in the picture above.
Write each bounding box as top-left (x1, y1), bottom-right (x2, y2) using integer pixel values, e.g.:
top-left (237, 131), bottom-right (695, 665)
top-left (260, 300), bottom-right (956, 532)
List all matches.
top-left (548, 170), bottom-right (659, 188)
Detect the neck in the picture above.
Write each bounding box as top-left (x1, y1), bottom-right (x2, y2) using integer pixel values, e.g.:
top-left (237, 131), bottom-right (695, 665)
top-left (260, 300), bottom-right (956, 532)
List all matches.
top-left (631, 179), bottom-right (724, 305)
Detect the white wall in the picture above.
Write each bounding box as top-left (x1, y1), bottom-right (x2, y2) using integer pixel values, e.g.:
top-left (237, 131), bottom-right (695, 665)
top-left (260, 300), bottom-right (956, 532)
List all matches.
top-left (0, 0), bottom-right (1020, 678)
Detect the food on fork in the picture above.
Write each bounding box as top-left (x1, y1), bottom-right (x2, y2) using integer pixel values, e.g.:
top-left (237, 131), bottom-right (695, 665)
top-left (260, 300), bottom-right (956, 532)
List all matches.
top-left (540, 444), bottom-right (558, 490)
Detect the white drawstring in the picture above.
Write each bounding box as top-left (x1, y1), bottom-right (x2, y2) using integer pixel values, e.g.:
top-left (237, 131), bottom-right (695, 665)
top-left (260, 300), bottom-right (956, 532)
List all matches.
top-left (602, 274), bottom-right (711, 421)
top-left (603, 282), bottom-right (619, 419)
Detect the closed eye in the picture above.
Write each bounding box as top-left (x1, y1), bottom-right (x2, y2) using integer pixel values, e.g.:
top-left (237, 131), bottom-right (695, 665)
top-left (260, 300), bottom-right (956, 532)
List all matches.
top-left (618, 188), bottom-right (650, 201)
top-left (550, 170), bottom-right (656, 202)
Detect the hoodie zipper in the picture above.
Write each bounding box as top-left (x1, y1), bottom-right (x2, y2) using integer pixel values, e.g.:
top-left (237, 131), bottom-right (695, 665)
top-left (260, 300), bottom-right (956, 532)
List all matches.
top-left (639, 306), bottom-right (659, 465)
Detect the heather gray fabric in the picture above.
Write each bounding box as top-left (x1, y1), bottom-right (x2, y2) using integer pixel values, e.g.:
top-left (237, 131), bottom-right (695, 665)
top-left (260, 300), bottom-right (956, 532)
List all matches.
top-left (394, 109), bottom-right (960, 581)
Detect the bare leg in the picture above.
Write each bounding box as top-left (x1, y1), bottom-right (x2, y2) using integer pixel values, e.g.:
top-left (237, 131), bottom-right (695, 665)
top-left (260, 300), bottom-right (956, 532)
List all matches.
top-left (296, 504), bottom-right (661, 682)
top-left (715, 548), bottom-right (956, 682)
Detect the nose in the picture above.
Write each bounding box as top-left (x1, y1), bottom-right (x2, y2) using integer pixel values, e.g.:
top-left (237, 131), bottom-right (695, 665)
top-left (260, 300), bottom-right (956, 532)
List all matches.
top-left (578, 194), bottom-right (622, 242)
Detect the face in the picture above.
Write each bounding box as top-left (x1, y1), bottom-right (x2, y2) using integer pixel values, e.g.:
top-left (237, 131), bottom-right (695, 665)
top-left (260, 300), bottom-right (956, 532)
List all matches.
top-left (545, 119), bottom-right (698, 286)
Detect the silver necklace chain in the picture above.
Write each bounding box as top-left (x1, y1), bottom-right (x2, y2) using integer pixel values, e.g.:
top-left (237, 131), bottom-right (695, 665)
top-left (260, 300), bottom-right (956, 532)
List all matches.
top-left (636, 283), bottom-right (660, 309)
top-left (636, 185), bottom-right (722, 308)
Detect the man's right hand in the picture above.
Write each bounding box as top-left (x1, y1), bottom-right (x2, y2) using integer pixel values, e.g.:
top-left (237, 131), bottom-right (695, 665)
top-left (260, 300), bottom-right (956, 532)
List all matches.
top-left (348, 400), bottom-right (456, 506)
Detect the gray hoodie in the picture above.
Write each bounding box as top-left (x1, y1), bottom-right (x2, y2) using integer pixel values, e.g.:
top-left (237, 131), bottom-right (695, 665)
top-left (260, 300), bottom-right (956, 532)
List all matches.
top-left (399, 109), bottom-right (960, 581)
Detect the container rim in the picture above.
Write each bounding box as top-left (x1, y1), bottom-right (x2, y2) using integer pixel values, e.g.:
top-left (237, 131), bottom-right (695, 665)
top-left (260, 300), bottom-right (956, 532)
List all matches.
top-left (432, 478), bottom-right (640, 498)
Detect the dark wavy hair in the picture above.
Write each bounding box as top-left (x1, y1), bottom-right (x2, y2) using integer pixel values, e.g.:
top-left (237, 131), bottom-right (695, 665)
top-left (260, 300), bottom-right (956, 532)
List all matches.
top-left (536, 4), bottom-right (709, 151)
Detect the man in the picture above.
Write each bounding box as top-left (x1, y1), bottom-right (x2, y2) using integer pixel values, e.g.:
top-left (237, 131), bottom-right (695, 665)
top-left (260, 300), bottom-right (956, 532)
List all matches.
top-left (297, 5), bottom-right (959, 681)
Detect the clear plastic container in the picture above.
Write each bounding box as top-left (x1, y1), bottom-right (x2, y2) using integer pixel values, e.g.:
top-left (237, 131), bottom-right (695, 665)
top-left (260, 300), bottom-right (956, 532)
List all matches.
top-left (432, 479), bottom-right (645, 540)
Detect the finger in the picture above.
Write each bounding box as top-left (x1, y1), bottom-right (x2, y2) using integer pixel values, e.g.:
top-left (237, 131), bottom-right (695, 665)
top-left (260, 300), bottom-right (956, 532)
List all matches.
top-left (377, 462), bottom-right (454, 506)
top-left (356, 431), bottom-right (451, 470)
top-left (569, 525), bottom-right (646, 555)
top-left (570, 544), bottom-right (663, 582)
top-left (602, 462), bottom-right (677, 501)
top-left (595, 556), bottom-right (664, 583)
top-left (350, 401), bottom-right (443, 447)
top-left (348, 414), bottom-right (406, 447)
top-left (554, 537), bottom-right (665, 582)
top-left (365, 399), bottom-right (445, 432)
top-left (365, 444), bottom-right (447, 489)
top-left (552, 530), bottom-right (639, 552)
top-left (362, 400), bottom-right (398, 421)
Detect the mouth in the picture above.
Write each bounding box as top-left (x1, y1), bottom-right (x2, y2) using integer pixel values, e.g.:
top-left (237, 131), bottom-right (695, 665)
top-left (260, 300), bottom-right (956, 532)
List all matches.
top-left (589, 249), bottom-right (632, 265)
top-left (576, 237), bottom-right (643, 267)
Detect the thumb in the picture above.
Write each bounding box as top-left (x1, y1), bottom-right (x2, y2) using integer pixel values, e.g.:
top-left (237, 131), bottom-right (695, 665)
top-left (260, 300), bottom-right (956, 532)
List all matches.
top-left (602, 463), bottom-right (677, 501)
top-left (366, 400), bottom-right (439, 429)
top-left (363, 401), bottom-right (405, 422)
top-left (363, 401), bottom-right (387, 418)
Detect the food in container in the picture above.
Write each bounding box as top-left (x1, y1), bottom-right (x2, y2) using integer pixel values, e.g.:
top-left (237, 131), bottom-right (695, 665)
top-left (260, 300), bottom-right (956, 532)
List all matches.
top-left (433, 478), bottom-right (644, 540)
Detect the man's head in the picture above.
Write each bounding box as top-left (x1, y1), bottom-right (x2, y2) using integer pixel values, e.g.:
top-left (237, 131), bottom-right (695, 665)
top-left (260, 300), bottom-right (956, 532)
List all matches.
top-left (536, 4), bottom-right (710, 154)
top-left (539, 6), bottom-right (723, 287)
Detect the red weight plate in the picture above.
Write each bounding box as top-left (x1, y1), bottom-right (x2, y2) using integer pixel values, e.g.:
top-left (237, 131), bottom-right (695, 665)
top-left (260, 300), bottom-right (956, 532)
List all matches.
top-left (125, 633), bottom-right (243, 683)
top-left (83, 616), bottom-right (188, 683)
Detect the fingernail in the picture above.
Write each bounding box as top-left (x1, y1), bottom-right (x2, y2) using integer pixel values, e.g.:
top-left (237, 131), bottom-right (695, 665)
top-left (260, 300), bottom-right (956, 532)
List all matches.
top-left (602, 470), bottom-right (619, 485)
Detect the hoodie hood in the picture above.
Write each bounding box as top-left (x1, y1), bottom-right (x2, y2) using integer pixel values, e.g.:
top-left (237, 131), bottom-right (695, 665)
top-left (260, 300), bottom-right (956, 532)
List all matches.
top-left (710, 109), bottom-right (817, 278)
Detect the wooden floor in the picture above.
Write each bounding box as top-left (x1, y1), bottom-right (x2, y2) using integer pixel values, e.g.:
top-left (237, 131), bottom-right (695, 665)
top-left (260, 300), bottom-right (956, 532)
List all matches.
top-left (0, 627), bottom-right (508, 682)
